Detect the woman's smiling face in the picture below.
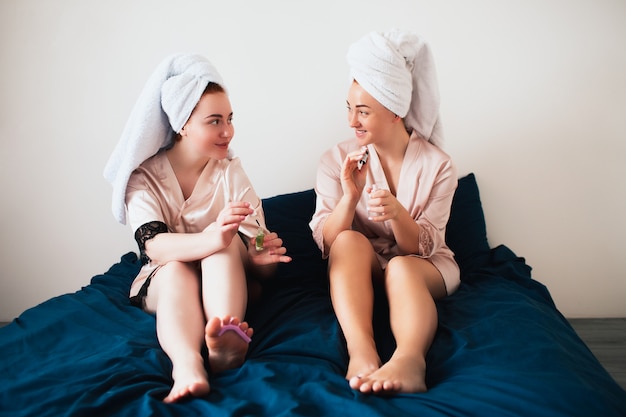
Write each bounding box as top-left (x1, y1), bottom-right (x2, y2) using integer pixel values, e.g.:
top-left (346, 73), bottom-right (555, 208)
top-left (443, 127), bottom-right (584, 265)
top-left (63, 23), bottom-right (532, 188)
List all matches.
top-left (181, 91), bottom-right (234, 160)
top-left (346, 81), bottom-right (397, 146)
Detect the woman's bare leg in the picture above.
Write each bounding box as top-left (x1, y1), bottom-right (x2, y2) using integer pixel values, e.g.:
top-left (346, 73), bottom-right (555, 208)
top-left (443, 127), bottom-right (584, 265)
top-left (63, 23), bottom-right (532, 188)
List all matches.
top-left (352, 256), bottom-right (446, 394)
top-left (328, 230), bottom-right (383, 383)
top-left (201, 237), bottom-right (253, 374)
top-left (144, 261), bottom-right (210, 403)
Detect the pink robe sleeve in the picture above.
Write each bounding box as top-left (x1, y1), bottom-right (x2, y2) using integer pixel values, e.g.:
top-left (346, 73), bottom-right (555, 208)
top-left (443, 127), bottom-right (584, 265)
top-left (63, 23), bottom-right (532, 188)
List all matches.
top-left (410, 160), bottom-right (457, 257)
top-left (309, 146), bottom-right (345, 258)
top-left (222, 157), bottom-right (268, 238)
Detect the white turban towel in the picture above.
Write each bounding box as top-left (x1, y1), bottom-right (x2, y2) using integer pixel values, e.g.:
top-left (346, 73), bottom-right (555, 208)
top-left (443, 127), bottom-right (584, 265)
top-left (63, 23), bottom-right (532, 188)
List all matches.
top-left (104, 53), bottom-right (226, 224)
top-left (346, 29), bottom-right (444, 147)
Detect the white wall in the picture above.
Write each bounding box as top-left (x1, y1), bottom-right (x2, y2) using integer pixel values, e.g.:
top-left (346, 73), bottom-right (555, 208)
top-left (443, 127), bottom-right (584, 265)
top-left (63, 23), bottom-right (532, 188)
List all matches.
top-left (1, 0), bottom-right (624, 320)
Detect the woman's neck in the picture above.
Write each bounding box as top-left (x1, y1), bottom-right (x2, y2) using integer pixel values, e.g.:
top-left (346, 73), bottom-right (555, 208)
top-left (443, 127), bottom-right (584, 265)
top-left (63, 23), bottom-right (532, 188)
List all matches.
top-left (166, 144), bottom-right (209, 176)
top-left (372, 126), bottom-right (410, 196)
top-left (373, 125), bottom-right (410, 162)
top-left (165, 145), bottom-right (210, 200)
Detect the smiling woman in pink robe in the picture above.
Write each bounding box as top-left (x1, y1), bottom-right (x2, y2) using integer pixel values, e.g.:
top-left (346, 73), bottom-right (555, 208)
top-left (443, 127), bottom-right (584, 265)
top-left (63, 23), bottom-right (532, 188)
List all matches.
top-left (308, 29), bottom-right (460, 396)
top-left (309, 133), bottom-right (459, 293)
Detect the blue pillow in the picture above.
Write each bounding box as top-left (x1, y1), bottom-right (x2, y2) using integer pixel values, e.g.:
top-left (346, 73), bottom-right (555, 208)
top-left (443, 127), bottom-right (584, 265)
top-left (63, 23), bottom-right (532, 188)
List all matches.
top-left (262, 189), bottom-right (327, 281)
top-left (445, 173), bottom-right (491, 274)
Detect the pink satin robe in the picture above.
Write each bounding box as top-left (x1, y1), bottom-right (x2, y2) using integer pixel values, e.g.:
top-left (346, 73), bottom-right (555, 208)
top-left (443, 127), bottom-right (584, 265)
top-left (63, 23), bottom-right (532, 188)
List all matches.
top-left (309, 133), bottom-right (460, 295)
top-left (125, 152), bottom-right (266, 297)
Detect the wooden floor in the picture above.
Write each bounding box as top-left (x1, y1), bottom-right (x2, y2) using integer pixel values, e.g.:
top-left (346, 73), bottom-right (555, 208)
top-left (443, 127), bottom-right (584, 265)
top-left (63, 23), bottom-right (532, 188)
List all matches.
top-left (568, 318), bottom-right (626, 390)
top-left (1, 319), bottom-right (625, 390)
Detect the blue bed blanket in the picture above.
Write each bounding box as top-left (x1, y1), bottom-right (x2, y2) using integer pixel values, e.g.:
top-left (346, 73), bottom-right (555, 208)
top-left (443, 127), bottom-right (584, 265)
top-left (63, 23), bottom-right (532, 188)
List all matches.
top-left (1, 178), bottom-right (625, 417)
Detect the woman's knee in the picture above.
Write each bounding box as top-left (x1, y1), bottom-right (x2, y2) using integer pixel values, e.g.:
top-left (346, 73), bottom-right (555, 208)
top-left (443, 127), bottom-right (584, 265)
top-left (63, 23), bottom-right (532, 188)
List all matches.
top-left (329, 230), bottom-right (369, 255)
top-left (328, 230), bottom-right (380, 280)
top-left (385, 256), bottom-right (446, 298)
top-left (386, 256), bottom-right (411, 275)
top-left (202, 236), bottom-right (247, 267)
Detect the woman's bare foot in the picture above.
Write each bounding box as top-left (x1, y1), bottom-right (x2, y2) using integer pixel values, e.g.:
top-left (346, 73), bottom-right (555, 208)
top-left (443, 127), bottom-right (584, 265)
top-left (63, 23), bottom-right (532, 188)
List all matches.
top-left (163, 353), bottom-right (210, 403)
top-left (205, 316), bottom-right (253, 374)
top-left (350, 353), bottom-right (427, 395)
top-left (346, 342), bottom-right (381, 386)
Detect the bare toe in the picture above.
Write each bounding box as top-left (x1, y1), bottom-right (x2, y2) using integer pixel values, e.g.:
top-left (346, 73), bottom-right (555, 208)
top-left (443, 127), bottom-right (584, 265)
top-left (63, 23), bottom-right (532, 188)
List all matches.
top-left (163, 380), bottom-right (210, 403)
top-left (345, 343), bottom-right (381, 382)
top-left (206, 316), bottom-right (252, 374)
top-left (163, 354), bottom-right (210, 403)
top-left (357, 354), bottom-right (427, 395)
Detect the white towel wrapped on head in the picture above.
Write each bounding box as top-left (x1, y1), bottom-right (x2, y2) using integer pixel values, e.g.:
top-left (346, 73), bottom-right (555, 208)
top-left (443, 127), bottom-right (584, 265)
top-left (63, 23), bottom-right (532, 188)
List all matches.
top-left (346, 29), bottom-right (443, 147)
top-left (103, 53), bottom-right (226, 224)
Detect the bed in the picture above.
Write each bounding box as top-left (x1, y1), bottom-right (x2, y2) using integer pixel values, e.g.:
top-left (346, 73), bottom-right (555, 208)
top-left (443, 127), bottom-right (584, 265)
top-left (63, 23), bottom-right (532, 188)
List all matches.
top-left (1, 173), bottom-right (625, 417)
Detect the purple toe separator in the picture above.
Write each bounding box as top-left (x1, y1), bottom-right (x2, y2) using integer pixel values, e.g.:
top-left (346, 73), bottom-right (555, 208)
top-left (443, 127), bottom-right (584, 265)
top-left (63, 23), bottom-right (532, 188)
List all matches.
top-left (218, 323), bottom-right (252, 343)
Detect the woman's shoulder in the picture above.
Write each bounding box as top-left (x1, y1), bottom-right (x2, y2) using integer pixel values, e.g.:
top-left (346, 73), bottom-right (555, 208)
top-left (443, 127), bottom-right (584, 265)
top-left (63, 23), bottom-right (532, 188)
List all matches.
top-left (137, 151), bottom-right (168, 170)
top-left (220, 156), bottom-right (254, 185)
top-left (409, 133), bottom-right (456, 180)
top-left (128, 152), bottom-right (170, 185)
top-left (412, 133), bottom-right (453, 162)
top-left (220, 154), bottom-right (244, 172)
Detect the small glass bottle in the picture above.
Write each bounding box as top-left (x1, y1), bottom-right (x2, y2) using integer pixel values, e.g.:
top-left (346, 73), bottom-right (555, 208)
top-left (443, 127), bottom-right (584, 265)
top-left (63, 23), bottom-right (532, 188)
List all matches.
top-left (255, 220), bottom-right (265, 251)
top-left (368, 183), bottom-right (380, 219)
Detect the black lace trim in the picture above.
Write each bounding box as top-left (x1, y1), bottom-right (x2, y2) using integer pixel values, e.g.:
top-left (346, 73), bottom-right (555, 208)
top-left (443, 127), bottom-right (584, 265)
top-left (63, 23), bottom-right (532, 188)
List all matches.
top-left (134, 221), bottom-right (168, 264)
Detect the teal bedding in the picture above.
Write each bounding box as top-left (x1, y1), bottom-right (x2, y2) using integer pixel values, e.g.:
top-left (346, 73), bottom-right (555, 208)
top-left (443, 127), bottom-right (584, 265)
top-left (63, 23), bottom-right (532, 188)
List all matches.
top-left (1, 174), bottom-right (624, 416)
